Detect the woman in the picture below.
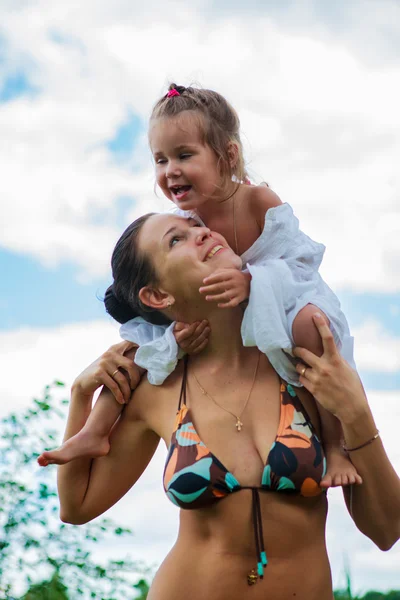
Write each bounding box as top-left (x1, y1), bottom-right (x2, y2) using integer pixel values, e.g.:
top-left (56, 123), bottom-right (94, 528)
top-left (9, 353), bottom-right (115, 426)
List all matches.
top-left (58, 213), bottom-right (400, 599)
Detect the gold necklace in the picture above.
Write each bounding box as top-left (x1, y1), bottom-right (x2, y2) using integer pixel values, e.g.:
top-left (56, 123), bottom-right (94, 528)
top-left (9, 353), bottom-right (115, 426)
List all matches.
top-left (232, 193), bottom-right (239, 255)
top-left (192, 352), bottom-right (260, 432)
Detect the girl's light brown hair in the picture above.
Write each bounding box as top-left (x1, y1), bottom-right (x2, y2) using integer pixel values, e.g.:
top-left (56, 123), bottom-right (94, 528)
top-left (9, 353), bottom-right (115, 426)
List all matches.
top-left (150, 83), bottom-right (249, 194)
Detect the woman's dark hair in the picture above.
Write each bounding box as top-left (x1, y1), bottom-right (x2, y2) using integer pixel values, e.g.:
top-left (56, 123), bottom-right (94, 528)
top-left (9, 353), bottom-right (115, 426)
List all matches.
top-left (104, 213), bottom-right (171, 326)
top-left (150, 83), bottom-right (249, 189)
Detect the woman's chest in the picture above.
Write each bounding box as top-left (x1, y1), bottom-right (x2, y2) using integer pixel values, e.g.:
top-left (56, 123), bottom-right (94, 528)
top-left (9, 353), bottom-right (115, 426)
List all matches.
top-left (172, 376), bottom-right (283, 487)
top-left (164, 379), bottom-right (325, 494)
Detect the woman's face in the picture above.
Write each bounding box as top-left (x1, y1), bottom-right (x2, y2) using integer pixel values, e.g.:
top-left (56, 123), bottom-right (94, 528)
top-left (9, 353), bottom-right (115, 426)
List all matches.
top-left (137, 214), bottom-right (242, 310)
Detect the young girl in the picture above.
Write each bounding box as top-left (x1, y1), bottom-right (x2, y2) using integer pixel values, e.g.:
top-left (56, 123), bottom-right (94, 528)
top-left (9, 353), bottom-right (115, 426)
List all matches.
top-left (39, 84), bottom-right (360, 488)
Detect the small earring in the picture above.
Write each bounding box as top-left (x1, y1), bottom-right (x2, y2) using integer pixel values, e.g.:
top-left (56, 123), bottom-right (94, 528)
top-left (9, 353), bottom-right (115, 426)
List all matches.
top-left (167, 300), bottom-right (172, 308)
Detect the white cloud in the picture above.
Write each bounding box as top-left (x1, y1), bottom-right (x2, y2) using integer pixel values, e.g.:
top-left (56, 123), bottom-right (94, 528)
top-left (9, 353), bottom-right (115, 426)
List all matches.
top-left (353, 319), bottom-right (400, 373)
top-left (0, 1), bottom-right (399, 291)
top-left (0, 318), bottom-right (399, 591)
top-left (0, 319), bottom-right (120, 418)
top-left (327, 389), bottom-right (400, 593)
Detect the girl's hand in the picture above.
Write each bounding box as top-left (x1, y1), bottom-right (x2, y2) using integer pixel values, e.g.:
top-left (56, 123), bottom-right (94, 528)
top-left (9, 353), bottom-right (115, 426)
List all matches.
top-left (174, 320), bottom-right (210, 355)
top-left (73, 341), bottom-right (144, 405)
top-left (199, 269), bottom-right (251, 308)
top-left (293, 314), bottom-right (367, 423)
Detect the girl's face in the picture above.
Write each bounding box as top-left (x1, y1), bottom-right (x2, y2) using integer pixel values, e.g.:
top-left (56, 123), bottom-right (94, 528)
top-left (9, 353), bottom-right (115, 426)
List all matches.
top-left (149, 112), bottom-right (227, 211)
top-left (138, 214), bottom-right (242, 310)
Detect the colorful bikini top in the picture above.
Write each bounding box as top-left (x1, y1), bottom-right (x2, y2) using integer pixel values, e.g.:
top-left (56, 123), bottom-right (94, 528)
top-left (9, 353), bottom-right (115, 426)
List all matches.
top-left (163, 356), bottom-right (327, 585)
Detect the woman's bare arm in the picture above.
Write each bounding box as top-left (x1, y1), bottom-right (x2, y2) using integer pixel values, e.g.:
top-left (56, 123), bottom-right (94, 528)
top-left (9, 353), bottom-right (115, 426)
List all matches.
top-left (294, 314), bottom-right (400, 550)
top-left (341, 405), bottom-right (400, 550)
top-left (57, 344), bottom-right (159, 525)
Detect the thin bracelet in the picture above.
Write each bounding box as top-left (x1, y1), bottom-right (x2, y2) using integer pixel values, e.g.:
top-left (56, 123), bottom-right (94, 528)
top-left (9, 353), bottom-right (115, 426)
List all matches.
top-left (343, 431), bottom-right (380, 453)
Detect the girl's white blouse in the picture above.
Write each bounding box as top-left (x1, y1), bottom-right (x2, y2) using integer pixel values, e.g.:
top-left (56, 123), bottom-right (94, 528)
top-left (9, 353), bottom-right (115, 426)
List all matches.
top-left (120, 203), bottom-right (355, 385)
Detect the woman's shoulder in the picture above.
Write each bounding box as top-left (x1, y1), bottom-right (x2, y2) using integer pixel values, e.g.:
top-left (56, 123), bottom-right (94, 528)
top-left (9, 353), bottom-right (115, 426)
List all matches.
top-left (128, 360), bottom-right (185, 437)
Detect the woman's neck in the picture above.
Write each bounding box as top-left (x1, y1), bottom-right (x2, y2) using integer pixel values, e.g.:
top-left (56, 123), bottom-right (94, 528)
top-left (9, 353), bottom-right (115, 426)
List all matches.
top-left (190, 306), bottom-right (251, 371)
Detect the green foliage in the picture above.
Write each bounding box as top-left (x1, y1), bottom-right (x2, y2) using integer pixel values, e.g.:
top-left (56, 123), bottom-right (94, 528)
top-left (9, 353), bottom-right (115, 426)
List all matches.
top-left (0, 382), bottom-right (150, 600)
top-left (133, 579), bottom-right (149, 600)
top-left (363, 594), bottom-right (400, 600)
top-left (334, 593), bottom-right (400, 600)
top-left (20, 569), bottom-right (69, 599)
top-left (333, 562), bottom-right (400, 600)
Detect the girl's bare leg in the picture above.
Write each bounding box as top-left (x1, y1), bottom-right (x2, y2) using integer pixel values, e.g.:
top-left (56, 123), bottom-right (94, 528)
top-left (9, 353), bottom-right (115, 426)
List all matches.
top-left (293, 304), bottom-right (362, 488)
top-left (38, 393), bottom-right (123, 466)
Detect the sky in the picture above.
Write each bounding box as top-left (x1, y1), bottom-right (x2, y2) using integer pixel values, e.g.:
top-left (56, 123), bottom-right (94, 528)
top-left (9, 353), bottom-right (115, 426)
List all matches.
top-left (1, 0), bottom-right (400, 593)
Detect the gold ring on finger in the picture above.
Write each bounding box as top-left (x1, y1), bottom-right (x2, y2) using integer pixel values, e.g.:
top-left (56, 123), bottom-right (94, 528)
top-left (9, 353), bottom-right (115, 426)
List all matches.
top-left (112, 369), bottom-right (120, 378)
top-left (300, 366), bottom-right (307, 377)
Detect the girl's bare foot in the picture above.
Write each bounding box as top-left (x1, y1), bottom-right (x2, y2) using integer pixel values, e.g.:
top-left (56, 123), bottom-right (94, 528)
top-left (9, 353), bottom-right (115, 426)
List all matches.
top-left (320, 447), bottom-right (363, 489)
top-left (37, 430), bottom-right (110, 467)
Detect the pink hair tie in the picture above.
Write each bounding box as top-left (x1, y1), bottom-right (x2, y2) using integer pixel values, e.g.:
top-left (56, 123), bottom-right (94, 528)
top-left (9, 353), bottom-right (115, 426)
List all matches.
top-left (167, 89), bottom-right (180, 98)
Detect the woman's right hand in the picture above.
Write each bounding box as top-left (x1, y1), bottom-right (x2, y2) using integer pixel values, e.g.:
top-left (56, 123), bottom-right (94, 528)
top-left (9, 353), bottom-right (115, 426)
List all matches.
top-left (72, 341), bottom-right (144, 405)
top-left (293, 314), bottom-right (366, 424)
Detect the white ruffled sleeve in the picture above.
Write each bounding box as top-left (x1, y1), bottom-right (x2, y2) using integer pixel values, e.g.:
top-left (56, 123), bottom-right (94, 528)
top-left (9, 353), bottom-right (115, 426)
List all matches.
top-left (241, 203), bottom-right (355, 384)
top-left (119, 317), bottom-right (184, 386)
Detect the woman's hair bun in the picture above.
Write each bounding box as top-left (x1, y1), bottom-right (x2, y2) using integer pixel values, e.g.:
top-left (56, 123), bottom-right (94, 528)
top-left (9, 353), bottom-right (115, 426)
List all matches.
top-left (104, 285), bottom-right (137, 324)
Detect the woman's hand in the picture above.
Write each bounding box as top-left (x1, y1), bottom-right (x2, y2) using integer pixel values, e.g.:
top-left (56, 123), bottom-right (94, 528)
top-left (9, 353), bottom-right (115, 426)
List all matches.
top-left (199, 269), bottom-right (251, 308)
top-left (73, 341), bottom-right (144, 405)
top-left (293, 313), bottom-right (367, 423)
top-left (297, 315), bottom-right (400, 550)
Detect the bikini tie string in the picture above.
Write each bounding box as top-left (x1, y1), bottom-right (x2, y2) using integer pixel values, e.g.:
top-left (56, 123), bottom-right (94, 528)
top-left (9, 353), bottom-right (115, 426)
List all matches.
top-left (246, 488), bottom-right (268, 585)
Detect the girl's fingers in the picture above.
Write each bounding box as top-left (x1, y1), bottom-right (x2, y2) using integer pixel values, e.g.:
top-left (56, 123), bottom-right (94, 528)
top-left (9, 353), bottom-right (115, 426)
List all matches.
top-left (175, 322), bottom-right (201, 341)
top-left (192, 321), bottom-right (209, 336)
top-left (174, 321), bottom-right (189, 332)
top-left (190, 339), bottom-right (209, 355)
top-left (175, 322), bottom-right (209, 350)
top-left (312, 314), bottom-right (337, 358)
top-left (180, 325), bottom-right (210, 353)
top-left (202, 271), bottom-right (227, 285)
top-left (218, 298), bottom-right (240, 309)
top-left (205, 291), bottom-right (233, 303)
top-left (187, 327), bottom-right (210, 350)
top-left (199, 282), bottom-right (228, 295)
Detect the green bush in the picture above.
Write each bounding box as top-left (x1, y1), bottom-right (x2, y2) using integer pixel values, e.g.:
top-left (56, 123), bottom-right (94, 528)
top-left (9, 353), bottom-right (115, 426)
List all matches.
top-left (0, 382), bottom-right (150, 600)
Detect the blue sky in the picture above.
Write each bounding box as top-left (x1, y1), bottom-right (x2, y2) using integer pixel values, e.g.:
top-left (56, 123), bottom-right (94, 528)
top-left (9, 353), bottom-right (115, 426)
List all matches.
top-left (0, 71), bottom-right (38, 103)
top-left (1, 0), bottom-right (400, 593)
top-left (0, 76), bottom-right (136, 329)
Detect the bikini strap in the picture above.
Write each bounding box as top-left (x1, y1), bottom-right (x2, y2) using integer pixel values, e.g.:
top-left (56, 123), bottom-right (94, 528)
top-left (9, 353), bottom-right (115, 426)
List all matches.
top-left (284, 380), bottom-right (315, 432)
top-left (178, 355), bottom-right (189, 410)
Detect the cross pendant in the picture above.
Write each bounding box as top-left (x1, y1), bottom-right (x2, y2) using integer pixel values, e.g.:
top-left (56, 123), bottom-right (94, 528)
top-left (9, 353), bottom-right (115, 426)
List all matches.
top-left (235, 418), bottom-right (243, 432)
